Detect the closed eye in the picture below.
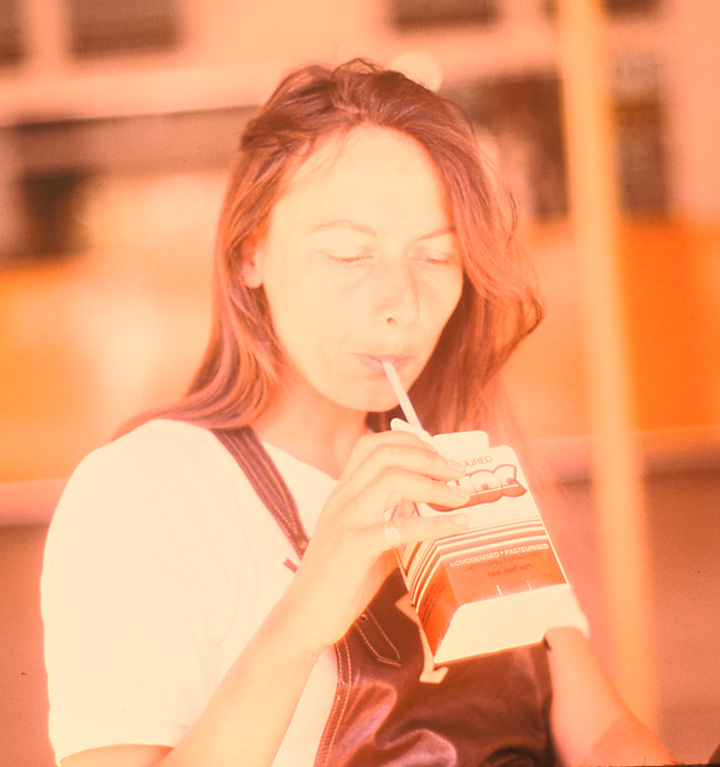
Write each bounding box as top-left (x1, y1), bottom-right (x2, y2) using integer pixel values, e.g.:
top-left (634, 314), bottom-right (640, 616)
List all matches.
top-left (413, 246), bottom-right (457, 265)
top-left (319, 247), bottom-right (374, 264)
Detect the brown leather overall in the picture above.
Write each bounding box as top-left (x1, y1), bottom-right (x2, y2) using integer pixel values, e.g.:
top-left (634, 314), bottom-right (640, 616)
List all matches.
top-left (214, 427), bottom-right (555, 767)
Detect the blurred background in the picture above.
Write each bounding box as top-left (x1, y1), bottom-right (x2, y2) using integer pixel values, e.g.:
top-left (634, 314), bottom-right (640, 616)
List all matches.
top-left (1, 0), bottom-right (719, 763)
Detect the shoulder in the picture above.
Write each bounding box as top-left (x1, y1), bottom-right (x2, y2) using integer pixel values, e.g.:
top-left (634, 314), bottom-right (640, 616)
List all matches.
top-left (46, 420), bottom-right (250, 559)
top-left (42, 420), bottom-right (265, 622)
top-left (61, 419), bottom-right (234, 507)
top-left (85, 419), bottom-right (229, 479)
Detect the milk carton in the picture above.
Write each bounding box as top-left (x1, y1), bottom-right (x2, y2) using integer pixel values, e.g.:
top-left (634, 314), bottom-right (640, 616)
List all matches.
top-left (391, 423), bottom-right (575, 664)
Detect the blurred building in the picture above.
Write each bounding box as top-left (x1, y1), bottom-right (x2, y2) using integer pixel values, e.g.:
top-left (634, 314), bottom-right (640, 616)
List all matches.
top-left (1, 0), bottom-right (719, 763)
top-left (1, 0), bottom-right (719, 476)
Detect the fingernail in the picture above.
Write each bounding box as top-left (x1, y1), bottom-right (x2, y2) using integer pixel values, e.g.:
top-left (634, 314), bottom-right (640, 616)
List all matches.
top-left (446, 458), bottom-right (466, 473)
top-left (450, 513), bottom-right (472, 528)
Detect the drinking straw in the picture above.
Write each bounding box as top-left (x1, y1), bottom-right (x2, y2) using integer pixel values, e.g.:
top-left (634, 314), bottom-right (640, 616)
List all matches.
top-left (382, 360), bottom-right (424, 430)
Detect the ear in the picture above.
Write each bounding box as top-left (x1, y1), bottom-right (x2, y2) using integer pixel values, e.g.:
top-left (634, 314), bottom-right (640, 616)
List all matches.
top-left (241, 246), bottom-right (264, 288)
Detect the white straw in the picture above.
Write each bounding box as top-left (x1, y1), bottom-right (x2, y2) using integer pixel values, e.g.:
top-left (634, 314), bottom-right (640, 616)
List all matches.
top-left (382, 360), bottom-right (423, 430)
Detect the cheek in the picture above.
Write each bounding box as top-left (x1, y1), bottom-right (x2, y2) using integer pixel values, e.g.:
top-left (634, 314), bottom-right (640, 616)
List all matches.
top-left (431, 271), bottom-right (464, 329)
top-left (269, 285), bottom-right (340, 359)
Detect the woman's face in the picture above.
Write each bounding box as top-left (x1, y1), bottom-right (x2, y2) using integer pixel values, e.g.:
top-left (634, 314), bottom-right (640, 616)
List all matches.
top-left (243, 125), bottom-right (464, 421)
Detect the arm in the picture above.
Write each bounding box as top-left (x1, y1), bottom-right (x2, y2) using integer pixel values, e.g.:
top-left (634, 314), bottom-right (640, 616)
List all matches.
top-left (59, 431), bottom-right (471, 767)
top-left (546, 626), bottom-right (677, 766)
top-left (61, 603), bottom-right (322, 767)
top-left (61, 599), bottom-right (327, 767)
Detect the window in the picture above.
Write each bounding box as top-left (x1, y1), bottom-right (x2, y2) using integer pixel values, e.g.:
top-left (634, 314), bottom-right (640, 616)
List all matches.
top-left (0, 0), bottom-right (26, 66)
top-left (67, 0), bottom-right (182, 58)
top-left (604, 0), bottom-right (660, 15)
top-left (544, 0), bottom-right (660, 18)
top-left (389, 0), bottom-right (498, 30)
top-left (20, 170), bottom-right (90, 257)
top-left (443, 75), bottom-right (569, 220)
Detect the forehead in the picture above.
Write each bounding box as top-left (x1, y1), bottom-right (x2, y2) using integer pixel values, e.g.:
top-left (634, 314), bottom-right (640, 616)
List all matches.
top-left (269, 125), bottom-right (452, 232)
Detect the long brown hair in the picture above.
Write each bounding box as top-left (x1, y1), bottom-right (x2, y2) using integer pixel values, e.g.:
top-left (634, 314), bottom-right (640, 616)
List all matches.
top-left (125, 59), bottom-right (542, 437)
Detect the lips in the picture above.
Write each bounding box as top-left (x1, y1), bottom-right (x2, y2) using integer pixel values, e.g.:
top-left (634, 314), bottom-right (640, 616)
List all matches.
top-left (356, 354), bottom-right (409, 375)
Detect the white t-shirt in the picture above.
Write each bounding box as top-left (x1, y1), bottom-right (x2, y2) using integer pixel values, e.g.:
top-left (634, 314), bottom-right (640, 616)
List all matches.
top-left (41, 419), bottom-right (338, 766)
top-left (42, 418), bottom-right (590, 765)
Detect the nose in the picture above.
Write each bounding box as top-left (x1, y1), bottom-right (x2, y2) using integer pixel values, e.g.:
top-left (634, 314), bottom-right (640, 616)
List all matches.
top-left (370, 257), bottom-right (420, 327)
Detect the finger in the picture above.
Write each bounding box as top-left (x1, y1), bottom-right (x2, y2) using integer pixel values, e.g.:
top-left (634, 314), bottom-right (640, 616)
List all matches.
top-left (340, 430), bottom-right (437, 480)
top-left (313, 469), bottom-right (469, 559)
top-left (361, 467), bottom-right (471, 518)
top-left (333, 440), bottom-right (465, 512)
top-left (380, 510), bottom-right (472, 552)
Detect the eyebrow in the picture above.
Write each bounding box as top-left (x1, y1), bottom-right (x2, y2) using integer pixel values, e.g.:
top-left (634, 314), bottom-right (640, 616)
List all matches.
top-left (312, 220), bottom-right (455, 241)
top-left (312, 220), bottom-right (374, 235)
top-left (416, 227), bottom-right (456, 242)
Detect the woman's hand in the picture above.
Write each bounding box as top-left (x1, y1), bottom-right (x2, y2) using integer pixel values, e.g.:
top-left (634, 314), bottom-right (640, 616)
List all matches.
top-left (274, 429), bottom-right (472, 656)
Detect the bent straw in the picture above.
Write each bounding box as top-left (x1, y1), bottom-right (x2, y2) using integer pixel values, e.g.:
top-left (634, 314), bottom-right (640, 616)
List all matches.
top-left (382, 360), bottom-right (424, 430)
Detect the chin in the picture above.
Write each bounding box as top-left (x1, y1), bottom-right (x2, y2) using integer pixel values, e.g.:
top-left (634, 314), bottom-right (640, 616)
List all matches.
top-left (331, 385), bottom-right (392, 414)
top-left (357, 393), bottom-right (400, 416)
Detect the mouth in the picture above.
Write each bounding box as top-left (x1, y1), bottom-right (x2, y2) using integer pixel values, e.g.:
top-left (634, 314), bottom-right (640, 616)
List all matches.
top-left (356, 354), bottom-right (410, 376)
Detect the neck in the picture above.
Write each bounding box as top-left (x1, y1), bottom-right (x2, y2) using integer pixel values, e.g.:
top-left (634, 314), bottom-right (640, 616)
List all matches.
top-left (252, 400), bottom-right (369, 479)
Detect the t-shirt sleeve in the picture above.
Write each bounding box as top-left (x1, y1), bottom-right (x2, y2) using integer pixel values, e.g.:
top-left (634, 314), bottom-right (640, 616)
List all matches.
top-left (41, 432), bottom-right (242, 762)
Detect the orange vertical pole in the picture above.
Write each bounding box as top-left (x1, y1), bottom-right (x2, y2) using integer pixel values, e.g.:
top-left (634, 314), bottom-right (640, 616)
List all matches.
top-left (556, 0), bottom-right (656, 726)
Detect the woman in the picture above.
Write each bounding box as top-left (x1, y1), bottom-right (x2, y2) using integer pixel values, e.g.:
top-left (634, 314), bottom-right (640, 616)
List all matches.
top-left (42, 60), bottom-right (676, 767)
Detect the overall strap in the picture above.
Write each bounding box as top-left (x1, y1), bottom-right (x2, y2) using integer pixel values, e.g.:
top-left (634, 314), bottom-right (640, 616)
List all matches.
top-left (212, 427), bottom-right (309, 558)
top-left (212, 425), bottom-right (400, 666)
